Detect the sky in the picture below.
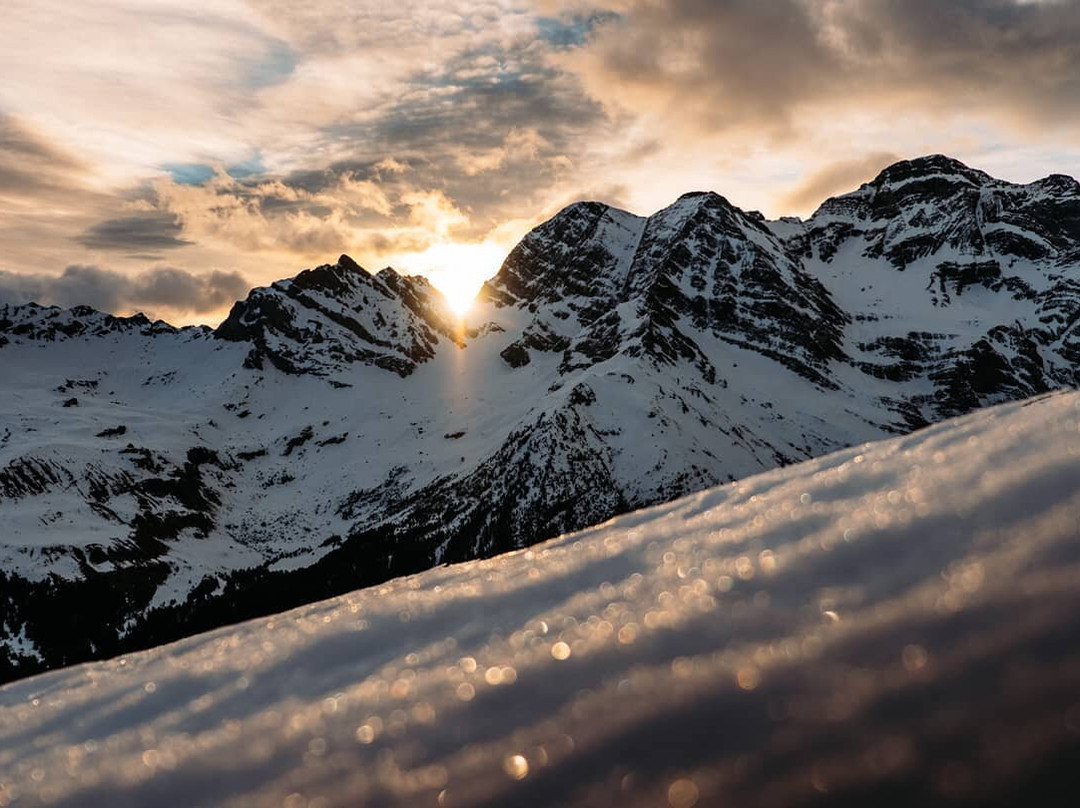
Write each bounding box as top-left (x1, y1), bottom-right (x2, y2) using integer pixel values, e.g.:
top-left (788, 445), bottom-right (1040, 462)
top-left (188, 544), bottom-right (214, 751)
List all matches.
top-left (1, 0), bottom-right (1080, 324)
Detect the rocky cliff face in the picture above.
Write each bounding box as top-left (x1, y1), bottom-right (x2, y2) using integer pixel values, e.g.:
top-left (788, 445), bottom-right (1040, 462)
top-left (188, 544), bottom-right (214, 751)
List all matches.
top-left (215, 254), bottom-right (459, 377)
top-left (487, 190), bottom-right (848, 388)
top-left (2, 155), bottom-right (1078, 682)
top-left (786, 154), bottom-right (1080, 423)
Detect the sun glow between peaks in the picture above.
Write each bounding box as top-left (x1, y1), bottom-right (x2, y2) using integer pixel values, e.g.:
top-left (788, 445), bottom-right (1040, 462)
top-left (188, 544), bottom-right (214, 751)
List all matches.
top-left (405, 242), bottom-right (505, 317)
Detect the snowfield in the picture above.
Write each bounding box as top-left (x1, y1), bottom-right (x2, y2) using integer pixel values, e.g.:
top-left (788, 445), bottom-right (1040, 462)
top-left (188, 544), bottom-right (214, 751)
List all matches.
top-left (2, 390), bottom-right (1080, 806)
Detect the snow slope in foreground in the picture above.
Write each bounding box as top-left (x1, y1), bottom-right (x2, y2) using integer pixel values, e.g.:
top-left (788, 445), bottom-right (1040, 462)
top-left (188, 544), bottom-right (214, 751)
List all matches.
top-left (3, 392), bottom-right (1080, 807)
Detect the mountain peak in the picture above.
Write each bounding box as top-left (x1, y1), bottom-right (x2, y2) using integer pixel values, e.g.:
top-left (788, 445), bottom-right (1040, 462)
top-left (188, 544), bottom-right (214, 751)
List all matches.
top-left (542, 200), bottom-right (611, 227)
top-left (670, 190), bottom-right (741, 213)
top-left (337, 254), bottom-right (362, 272)
top-left (1036, 173), bottom-right (1080, 194)
top-left (676, 190), bottom-right (718, 201)
top-left (287, 255), bottom-right (378, 298)
top-left (871, 154), bottom-right (993, 189)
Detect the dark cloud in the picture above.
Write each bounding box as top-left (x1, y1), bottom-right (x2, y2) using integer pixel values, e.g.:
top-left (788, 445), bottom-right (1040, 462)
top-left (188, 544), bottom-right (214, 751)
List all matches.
top-left (127, 266), bottom-right (250, 311)
top-left (577, 0), bottom-right (832, 130)
top-left (567, 0), bottom-right (1080, 133)
top-left (781, 152), bottom-right (901, 212)
top-left (76, 212), bottom-right (193, 251)
top-left (0, 264), bottom-right (248, 315)
top-left (834, 0), bottom-right (1080, 121)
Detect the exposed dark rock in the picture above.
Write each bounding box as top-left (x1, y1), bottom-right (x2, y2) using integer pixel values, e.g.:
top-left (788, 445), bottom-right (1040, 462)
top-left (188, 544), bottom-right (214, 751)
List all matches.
top-left (500, 341), bottom-right (531, 368)
top-left (283, 426), bottom-right (315, 456)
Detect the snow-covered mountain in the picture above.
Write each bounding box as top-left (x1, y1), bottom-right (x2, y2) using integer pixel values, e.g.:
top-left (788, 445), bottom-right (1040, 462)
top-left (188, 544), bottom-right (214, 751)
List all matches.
top-left (2, 155), bottom-right (1079, 682)
top-left (3, 390), bottom-right (1080, 807)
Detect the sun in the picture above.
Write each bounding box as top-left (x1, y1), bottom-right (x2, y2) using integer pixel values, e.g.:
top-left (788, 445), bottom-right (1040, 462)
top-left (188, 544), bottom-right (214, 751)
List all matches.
top-left (403, 242), bottom-right (505, 317)
top-left (441, 282), bottom-right (482, 317)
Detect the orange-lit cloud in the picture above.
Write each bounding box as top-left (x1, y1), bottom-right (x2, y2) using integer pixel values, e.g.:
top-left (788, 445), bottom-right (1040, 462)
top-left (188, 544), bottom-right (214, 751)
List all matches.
top-left (779, 152), bottom-right (902, 215)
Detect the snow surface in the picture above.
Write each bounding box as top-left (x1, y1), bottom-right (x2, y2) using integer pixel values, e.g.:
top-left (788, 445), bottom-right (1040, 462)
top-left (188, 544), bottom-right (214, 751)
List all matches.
top-left (3, 391), bottom-right (1080, 806)
top-left (6, 158), bottom-right (1080, 672)
top-left (0, 256), bottom-right (887, 603)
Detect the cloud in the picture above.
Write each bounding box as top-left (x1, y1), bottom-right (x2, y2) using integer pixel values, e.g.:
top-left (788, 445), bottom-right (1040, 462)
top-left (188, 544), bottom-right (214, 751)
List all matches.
top-left (0, 265), bottom-right (249, 316)
top-left (401, 190), bottom-right (469, 235)
top-left (147, 171), bottom-right (412, 258)
top-left (0, 114), bottom-right (100, 210)
top-left (556, 0), bottom-right (833, 134)
top-left (558, 0), bottom-right (1080, 135)
top-left (0, 115), bottom-right (88, 196)
top-left (780, 152), bottom-right (901, 213)
top-left (0, 114), bottom-right (171, 285)
top-left (76, 213), bottom-right (193, 251)
top-left (457, 127), bottom-right (551, 176)
top-left (0, 0), bottom-right (297, 180)
top-left (0, 2), bottom-right (605, 296)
